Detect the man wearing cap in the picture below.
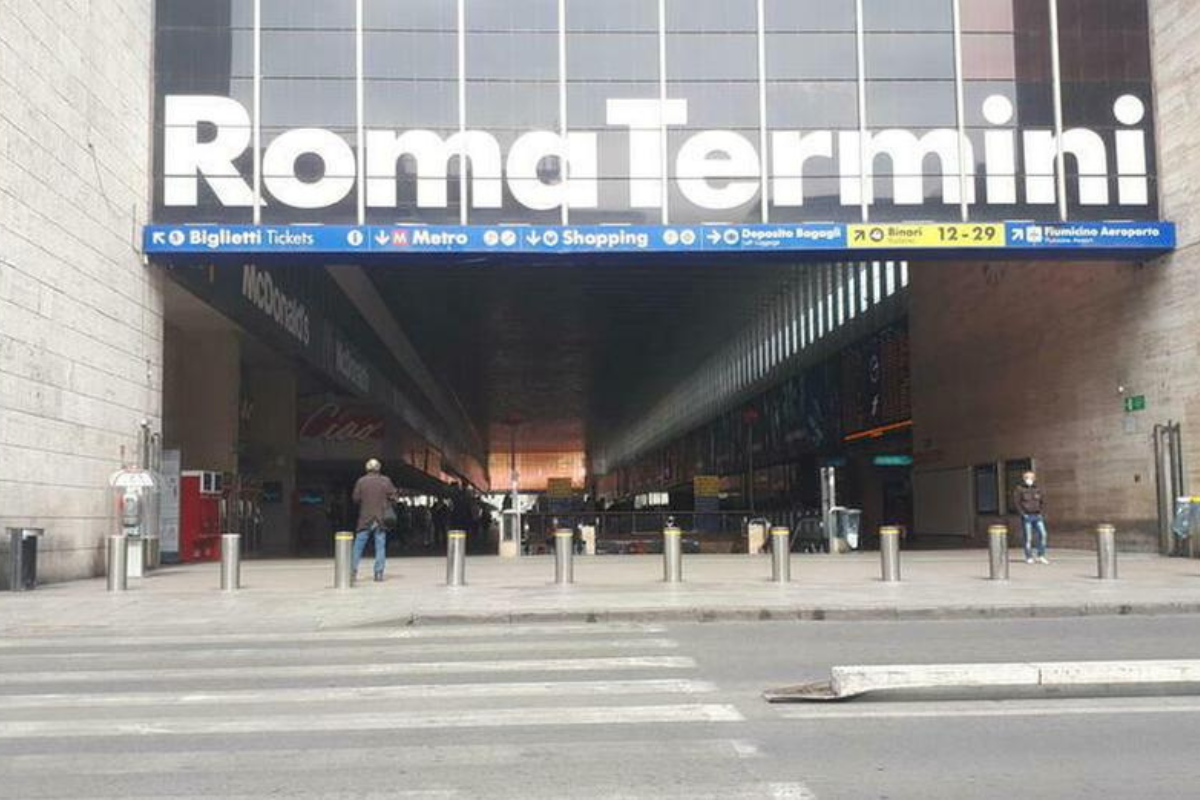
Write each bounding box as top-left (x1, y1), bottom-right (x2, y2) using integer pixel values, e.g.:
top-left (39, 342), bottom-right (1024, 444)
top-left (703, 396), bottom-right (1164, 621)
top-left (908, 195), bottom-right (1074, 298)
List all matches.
top-left (352, 459), bottom-right (398, 582)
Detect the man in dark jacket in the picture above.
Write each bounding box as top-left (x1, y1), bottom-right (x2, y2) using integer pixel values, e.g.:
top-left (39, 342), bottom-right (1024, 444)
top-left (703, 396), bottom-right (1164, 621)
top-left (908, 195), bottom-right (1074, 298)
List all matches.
top-left (1012, 470), bottom-right (1049, 565)
top-left (352, 458), bottom-right (398, 582)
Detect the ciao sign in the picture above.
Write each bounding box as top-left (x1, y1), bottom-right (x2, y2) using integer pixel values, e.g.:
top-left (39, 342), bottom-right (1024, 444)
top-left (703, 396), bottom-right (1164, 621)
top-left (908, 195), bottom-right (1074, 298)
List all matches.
top-left (299, 402), bottom-right (384, 443)
top-left (163, 94), bottom-right (1153, 217)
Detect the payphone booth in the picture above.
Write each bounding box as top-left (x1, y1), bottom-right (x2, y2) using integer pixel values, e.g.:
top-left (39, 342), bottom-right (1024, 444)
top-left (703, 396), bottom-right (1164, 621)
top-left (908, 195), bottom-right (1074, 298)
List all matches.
top-left (109, 467), bottom-right (158, 578)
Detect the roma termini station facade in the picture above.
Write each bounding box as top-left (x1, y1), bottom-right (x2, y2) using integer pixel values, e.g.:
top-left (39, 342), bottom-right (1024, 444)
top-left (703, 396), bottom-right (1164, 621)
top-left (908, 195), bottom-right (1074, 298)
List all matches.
top-left (1, 0), bottom-right (1197, 582)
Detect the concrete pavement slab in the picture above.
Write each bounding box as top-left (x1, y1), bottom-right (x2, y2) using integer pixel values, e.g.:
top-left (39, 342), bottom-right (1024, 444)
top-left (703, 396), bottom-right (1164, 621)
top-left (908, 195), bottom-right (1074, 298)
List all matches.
top-left (3, 550), bottom-right (1200, 636)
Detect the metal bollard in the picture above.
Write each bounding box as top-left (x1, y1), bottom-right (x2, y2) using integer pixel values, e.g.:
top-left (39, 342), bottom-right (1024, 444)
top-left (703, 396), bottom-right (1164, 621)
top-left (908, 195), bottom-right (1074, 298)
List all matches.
top-left (770, 526), bottom-right (792, 583)
top-left (334, 532), bottom-right (354, 590)
top-left (663, 526), bottom-right (683, 583)
top-left (1097, 523), bottom-right (1118, 580)
top-left (220, 534), bottom-right (241, 591)
top-left (447, 530), bottom-right (467, 587)
top-left (106, 535), bottom-right (127, 592)
top-left (988, 524), bottom-right (1010, 581)
top-left (880, 526), bottom-right (902, 582)
top-left (554, 529), bottom-right (574, 585)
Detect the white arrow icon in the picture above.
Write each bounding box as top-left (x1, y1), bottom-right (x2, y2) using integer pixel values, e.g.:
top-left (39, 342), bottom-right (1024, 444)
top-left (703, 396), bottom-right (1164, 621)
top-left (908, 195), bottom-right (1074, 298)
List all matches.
top-left (527, 232), bottom-right (542, 246)
top-left (374, 232), bottom-right (390, 246)
top-left (707, 230), bottom-right (722, 245)
top-left (151, 232), bottom-right (166, 245)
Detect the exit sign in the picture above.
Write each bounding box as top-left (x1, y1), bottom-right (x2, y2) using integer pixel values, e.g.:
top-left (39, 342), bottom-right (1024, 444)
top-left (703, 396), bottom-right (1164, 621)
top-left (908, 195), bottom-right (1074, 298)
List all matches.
top-left (1124, 395), bottom-right (1147, 413)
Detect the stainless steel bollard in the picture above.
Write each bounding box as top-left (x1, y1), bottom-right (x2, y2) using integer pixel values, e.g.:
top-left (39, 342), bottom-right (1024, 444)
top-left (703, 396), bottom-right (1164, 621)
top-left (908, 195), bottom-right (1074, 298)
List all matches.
top-left (770, 527), bottom-right (792, 583)
top-left (447, 530), bottom-right (467, 587)
top-left (554, 529), bottom-right (574, 585)
top-left (334, 532), bottom-right (354, 590)
top-left (106, 535), bottom-right (127, 592)
top-left (880, 526), bottom-right (902, 582)
top-left (220, 534), bottom-right (241, 591)
top-left (663, 526), bottom-right (683, 583)
top-left (988, 524), bottom-right (1010, 581)
top-left (1097, 523), bottom-right (1118, 580)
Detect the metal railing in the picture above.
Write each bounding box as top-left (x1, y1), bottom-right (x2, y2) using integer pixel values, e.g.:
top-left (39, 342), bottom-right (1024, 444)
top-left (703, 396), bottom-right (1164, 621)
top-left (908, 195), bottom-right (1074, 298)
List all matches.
top-left (515, 509), bottom-right (829, 554)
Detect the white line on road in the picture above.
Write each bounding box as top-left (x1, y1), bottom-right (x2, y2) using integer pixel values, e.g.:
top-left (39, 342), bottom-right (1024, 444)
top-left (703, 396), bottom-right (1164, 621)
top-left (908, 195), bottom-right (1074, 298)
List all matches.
top-left (0, 679), bottom-right (718, 710)
top-left (775, 696), bottom-right (1200, 721)
top-left (0, 623), bottom-right (668, 651)
top-left (0, 638), bottom-right (680, 665)
top-left (0, 704), bottom-right (745, 739)
top-left (0, 656), bottom-right (698, 685)
top-left (0, 738), bottom-right (763, 775)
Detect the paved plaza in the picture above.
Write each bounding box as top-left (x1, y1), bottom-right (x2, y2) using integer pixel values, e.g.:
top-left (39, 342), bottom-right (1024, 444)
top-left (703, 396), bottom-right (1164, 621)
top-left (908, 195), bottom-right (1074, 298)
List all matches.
top-left (5, 550), bottom-right (1200, 637)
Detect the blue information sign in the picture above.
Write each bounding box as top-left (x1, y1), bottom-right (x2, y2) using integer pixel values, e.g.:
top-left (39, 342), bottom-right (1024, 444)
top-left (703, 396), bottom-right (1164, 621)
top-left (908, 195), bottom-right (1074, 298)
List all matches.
top-left (143, 221), bottom-right (1176, 258)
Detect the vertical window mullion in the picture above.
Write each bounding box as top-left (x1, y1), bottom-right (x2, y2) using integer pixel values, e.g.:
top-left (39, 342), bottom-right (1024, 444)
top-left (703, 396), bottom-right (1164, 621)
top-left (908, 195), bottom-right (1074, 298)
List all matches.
top-left (854, 0), bottom-right (869, 223)
top-left (952, 0), bottom-right (968, 222)
top-left (559, 0), bottom-right (568, 226)
top-left (756, 0), bottom-right (769, 223)
top-left (1049, 0), bottom-right (1067, 222)
top-left (658, 0), bottom-right (669, 224)
top-left (355, 0), bottom-right (365, 226)
top-left (457, 0), bottom-right (468, 225)
top-left (252, 0), bottom-right (262, 225)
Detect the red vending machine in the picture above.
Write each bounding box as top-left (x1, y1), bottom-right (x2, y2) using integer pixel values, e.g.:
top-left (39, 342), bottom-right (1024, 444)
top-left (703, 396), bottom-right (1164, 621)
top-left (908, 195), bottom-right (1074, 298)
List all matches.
top-left (179, 471), bottom-right (223, 562)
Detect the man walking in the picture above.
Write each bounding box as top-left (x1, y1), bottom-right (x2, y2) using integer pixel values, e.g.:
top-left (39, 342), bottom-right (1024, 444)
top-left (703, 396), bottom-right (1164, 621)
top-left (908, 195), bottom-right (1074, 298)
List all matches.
top-left (1012, 470), bottom-right (1050, 565)
top-left (352, 459), bottom-right (398, 582)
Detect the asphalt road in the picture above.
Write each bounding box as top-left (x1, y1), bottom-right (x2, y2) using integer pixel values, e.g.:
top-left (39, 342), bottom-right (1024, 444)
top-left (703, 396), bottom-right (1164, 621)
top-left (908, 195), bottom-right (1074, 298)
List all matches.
top-left (2, 616), bottom-right (1200, 799)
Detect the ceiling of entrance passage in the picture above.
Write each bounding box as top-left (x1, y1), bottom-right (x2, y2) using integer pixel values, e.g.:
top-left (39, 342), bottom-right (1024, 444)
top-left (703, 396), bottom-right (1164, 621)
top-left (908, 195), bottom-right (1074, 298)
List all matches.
top-left (367, 261), bottom-right (793, 456)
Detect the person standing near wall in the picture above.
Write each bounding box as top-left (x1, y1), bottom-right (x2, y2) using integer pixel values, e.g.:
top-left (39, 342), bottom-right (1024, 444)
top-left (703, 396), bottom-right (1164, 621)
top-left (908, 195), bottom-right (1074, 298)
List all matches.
top-left (1012, 470), bottom-right (1050, 565)
top-left (352, 459), bottom-right (398, 582)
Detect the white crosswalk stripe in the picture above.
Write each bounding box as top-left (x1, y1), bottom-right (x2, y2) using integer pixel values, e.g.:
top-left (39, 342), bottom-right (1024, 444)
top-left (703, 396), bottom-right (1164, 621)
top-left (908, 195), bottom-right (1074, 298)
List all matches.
top-left (0, 622), bottom-right (801, 798)
top-left (0, 623), bottom-right (669, 651)
top-left (0, 678), bottom-right (718, 711)
top-left (0, 704), bottom-right (745, 739)
top-left (0, 655), bottom-right (697, 685)
top-left (0, 636), bottom-right (680, 666)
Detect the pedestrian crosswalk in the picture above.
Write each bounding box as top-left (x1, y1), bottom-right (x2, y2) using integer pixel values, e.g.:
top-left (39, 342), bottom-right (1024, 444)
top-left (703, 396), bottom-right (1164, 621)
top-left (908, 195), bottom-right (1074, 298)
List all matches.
top-left (0, 621), bottom-right (815, 799)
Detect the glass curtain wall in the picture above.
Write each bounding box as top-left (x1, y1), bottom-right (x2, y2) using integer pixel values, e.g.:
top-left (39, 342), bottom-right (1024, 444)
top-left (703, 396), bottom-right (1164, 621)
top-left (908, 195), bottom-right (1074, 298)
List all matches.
top-left (364, 0), bottom-right (461, 225)
top-left (155, 0), bottom-right (254, 223)
top-left (154, 0), bottom-right (1158, 226)
top-left (259, 0), bottom-right (358, 224)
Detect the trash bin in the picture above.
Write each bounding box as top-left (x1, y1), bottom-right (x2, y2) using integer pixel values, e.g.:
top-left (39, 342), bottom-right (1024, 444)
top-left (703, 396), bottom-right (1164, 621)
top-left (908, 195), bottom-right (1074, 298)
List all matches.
top-left (5, 528), bottom-right (42, 591)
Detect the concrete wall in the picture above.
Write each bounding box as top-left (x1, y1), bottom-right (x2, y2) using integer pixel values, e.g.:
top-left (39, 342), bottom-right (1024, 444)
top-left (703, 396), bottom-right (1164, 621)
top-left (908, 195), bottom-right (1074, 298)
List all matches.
top-left (241, 364), bottom-right (297, 556)
top-left (161, 324), bottom-right (240, 475)
top-left (910, 0), bottom-right (1200, 550)
top-left (0, 1), bottom-right (160, 581)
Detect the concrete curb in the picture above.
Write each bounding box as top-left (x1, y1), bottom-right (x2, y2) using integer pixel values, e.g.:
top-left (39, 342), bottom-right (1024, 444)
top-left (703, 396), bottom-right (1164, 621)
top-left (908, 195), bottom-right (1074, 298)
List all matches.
top-left (765, 659), bottom-right (1200, 702)
top-left (356, 600), bottom-right (1200, 628)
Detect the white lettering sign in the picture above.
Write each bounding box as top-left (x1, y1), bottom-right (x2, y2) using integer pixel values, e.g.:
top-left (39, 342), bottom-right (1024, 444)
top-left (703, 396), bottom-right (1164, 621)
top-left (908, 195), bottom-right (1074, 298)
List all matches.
top-left (241, 265), bottom-right (311, 346)
top-left (166, 95), bottom-right (1151, 214)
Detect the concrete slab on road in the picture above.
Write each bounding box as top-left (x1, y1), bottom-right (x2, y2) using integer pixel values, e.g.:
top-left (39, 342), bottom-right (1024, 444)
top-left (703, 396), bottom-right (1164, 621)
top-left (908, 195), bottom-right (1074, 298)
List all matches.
top-left (4, 550), bottom-right (1200, 637)
top-left (764, 659), bottom-right (1200, 702)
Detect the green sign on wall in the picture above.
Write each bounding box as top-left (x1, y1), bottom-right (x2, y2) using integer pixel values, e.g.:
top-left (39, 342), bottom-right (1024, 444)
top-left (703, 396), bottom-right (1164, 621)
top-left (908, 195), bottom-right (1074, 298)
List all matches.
top-left (1124, 395), bottom-right (1147, 413)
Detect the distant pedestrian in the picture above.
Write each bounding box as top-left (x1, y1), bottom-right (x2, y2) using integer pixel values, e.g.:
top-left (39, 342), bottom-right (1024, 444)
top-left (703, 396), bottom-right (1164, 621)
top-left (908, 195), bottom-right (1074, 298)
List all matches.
top-left (352, 459), bottom-right (398, 582)
top-left (1012, 470), bottom-right (1050, 565)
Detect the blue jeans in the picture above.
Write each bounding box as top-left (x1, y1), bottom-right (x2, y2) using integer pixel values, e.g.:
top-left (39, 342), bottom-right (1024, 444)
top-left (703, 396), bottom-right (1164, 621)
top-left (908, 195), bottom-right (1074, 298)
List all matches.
top-left (1022, 514), bottom-right (1048, 559)
top-left (353, 524), bottom-right (387, 576)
